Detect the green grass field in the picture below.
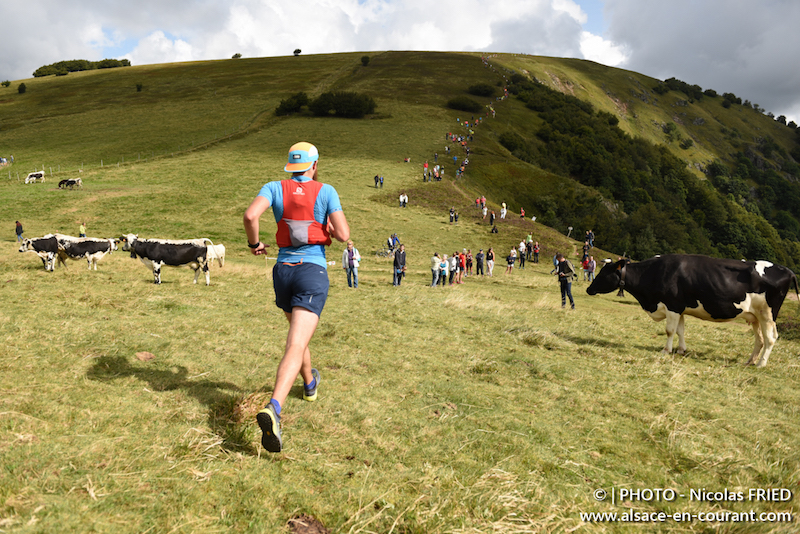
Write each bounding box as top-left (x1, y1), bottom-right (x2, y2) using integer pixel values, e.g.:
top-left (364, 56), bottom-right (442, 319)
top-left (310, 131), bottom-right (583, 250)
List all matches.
top-left (1, 52), bottom-right (799, 533)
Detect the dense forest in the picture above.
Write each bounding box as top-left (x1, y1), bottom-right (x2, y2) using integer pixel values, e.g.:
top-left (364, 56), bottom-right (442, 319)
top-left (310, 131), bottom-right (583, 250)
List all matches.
top-left (497, 74), bottom-right (800, 268)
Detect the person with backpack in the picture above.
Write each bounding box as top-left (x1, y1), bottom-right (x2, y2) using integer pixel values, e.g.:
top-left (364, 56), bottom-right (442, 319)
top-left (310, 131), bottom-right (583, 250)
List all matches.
top-left (243, 141), bottom-right (350, 453)
top-left (556, 253), bottom-right (576, 309)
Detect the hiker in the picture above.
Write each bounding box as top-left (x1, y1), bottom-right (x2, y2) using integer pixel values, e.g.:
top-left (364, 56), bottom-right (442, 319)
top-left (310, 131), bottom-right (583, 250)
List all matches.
top-left (243, 141), bottom-right (350, 453)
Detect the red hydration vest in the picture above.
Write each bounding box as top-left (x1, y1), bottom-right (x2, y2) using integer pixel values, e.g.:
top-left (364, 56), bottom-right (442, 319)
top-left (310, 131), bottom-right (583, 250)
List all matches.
top-left (275, 179), bottom-right (332, 248)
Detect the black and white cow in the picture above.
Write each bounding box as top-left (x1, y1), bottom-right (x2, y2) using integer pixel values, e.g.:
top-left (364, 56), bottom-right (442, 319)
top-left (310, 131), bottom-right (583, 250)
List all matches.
top-left (58, 178), bottom-right (82, 189)
top-left (18, 234), bottom-right (59, 271)
top-left (55, 234), bottom-right (117, 270)
top-left (586, 254), bottom-right (798, 367)
top-left (120, 234), bottom-right (215, 285)
top-left (25, 172), bottom-right (45, 184)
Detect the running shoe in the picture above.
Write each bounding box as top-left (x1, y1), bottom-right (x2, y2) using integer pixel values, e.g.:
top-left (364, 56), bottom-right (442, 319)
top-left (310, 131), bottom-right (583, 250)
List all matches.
top-left (256, 403), bottom-right (282, 453)
top-left (304, 368), bottom-right (321, 402)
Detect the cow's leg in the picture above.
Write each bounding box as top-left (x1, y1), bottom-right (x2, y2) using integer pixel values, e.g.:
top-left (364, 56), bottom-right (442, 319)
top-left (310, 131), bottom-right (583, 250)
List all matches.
top-left (203, 261), bottom-right (210, 286)
top-left (675, 314), bottom-right (687, 354)
top-left (153, 262), bottom-right (162, 284)
top-left (662, 310), bottom-right (682, 353)
top-left (755, 315), bottom-right (778, 368)
top-left (746, 320), bottom-right (763, 365)
top-left (86, 256), bottom-right (93, 270)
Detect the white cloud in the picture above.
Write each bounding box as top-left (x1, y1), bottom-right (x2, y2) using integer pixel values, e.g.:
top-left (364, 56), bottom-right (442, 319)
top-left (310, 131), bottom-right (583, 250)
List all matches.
top-left (579, 31), bottom-right (628, 66)
top-left (127, 31), bottom-right (195, 66)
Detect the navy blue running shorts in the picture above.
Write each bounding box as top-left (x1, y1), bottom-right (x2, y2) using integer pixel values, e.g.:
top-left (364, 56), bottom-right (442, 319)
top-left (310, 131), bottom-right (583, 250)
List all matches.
top-left (273, 262), bottom-right (330, 317)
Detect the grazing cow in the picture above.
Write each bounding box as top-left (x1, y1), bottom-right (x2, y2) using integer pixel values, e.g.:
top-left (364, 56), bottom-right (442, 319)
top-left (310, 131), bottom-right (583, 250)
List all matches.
top-left (18, 235), bottom-right (59, 271)
top-left (58, 178), bottom-right (82, 189)
top-left (586, 254), bottom-right (798, 367)
top-left (25, 172), bottom-right (45, 184)
top-left (55, 235), bottom-right (117, 270)
top-left (120, 234), bottom-right (213, 285)
top-left (206, 243), bottom-right (226, 267)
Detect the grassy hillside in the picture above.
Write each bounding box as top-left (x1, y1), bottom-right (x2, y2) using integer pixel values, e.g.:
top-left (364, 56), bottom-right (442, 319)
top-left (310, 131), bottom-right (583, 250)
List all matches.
top-left (1, 52), bottom-right (799, 533)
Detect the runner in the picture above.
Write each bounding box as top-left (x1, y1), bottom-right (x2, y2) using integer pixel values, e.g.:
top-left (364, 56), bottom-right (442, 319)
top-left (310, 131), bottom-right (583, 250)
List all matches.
top-left (243, 142), bottom-right (350, 453)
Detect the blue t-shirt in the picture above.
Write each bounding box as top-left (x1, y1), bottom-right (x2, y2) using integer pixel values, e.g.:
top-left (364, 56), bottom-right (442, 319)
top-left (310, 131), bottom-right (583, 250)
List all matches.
top-left (257, 175), bottom-right (342, 268)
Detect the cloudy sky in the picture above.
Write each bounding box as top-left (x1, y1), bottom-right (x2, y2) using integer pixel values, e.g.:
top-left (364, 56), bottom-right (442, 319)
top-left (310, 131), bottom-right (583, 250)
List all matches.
top-left (2, 0), bottom-right (798, 122)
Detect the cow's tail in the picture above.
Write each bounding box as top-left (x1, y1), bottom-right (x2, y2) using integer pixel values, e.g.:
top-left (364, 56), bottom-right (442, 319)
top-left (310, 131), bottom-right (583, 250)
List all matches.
top-left (793, 272), bottom-right (800, 311)
top-left (201, 238), bottom-right (223, 268)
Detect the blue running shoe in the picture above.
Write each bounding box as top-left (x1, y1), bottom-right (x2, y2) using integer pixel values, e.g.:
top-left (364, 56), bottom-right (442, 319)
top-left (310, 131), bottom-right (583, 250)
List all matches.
top-left (304, 369), bottom-right (321, 402)
top-left (256, 403), bottom-right (282, 453)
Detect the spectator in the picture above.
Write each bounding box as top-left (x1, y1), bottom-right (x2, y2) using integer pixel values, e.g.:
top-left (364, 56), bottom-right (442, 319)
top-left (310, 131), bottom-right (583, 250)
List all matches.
top-left (505, 250), bottom-right (515, 274)
top-left (448, 252), bottom-right (458, 285)
top-left (450, 207), bottom-right (455, 224)
top-left (342, 240), bottom-right (361, 288)
top-left (486, 247), bottom-right (495, 276)
top-left (587, 255), bottom-right (596, 282)
top-left (439, 254), bottom-right (449, 288)
top-left (430, 253), bottom-right (441, 287)
top-left (393, 244), bottom-right (406, 286)
top-left (475, 249), bottom-right (485, 276)
top-left (79, 222), bottom-right (87, 237)
top-left (15, 221), bottom-right (23, 242)
top-left (533, 241), bottom-right (540, 263)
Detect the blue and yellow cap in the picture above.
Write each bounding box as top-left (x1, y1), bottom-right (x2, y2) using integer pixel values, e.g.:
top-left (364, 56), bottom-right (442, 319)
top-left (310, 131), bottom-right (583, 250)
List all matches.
top-left (284, 142), bottom-right (319, 173)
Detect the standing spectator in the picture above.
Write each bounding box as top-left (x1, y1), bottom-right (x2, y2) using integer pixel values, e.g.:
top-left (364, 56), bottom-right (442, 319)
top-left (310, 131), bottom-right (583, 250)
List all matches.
top-left (449, 207), bottom-right (455, 225)
top-left (505, 250), bottom-right (515, 274)
top-left (393, 244), bottom-right (406, 286)
top-left (243, 141), bottom-right (350, 453)
top-left (342, 240), bottom-right (361, 288)
top-left (439, 254), bottom-right (449, 288)
top-left (581, 256), bottom-right (590, 281)
top-left (482, 205), bottom-right (488, 219)
top-left (489, 211), bottom-right (496, 226)
top-left (533, 241), bottom-right (540, 263)
top-left (582, 241), bottom-right (590, 262)
top-left (466, 249), bottom-right (473, 276)
top-left (587, 255), bottom-right (596, 282)
top-left (487, 247), bottom-right (495, 277)
top-left (430, 253), bottom-right (441, 287)
top-left (448, 253), bottom-right (458, 284)
top-left (520, 207), bottom-right (525, 218)
top-left (518, 241), bottom-right (526, 269)
top-left (500, 206), bottom-right (507, 219)
top-left (588, 229), bottom-right (595, 248)
top-left (457, 250), bottom-right (466, 283)
top-left (423, 161), bottom-right (429, 177)
top-left (434, 152), bottom-right (438, 163)
top-left (454, 211), bottom-right (459, 225)
top-left (79, 222), bottom-right (87, 237)
top-left (379, 175), bottom-right (384, 188)
top-left (374, 175), bottom-right (379, 188)
top-left (15, 221), bottom-right (23, 242)
top-left (556, 253), bottom-right (576, 309)
top-left (475, 249), bottom-right (485, 276)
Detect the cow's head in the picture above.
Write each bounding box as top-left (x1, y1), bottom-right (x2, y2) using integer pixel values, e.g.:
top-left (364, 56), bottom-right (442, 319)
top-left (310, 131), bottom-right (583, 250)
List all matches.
top-left (18, 239), bottom-right (32, 253)
top-left (120, 234), bottom-right (138, 256)
top-left (586, 259), bottom-right (628, 295)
